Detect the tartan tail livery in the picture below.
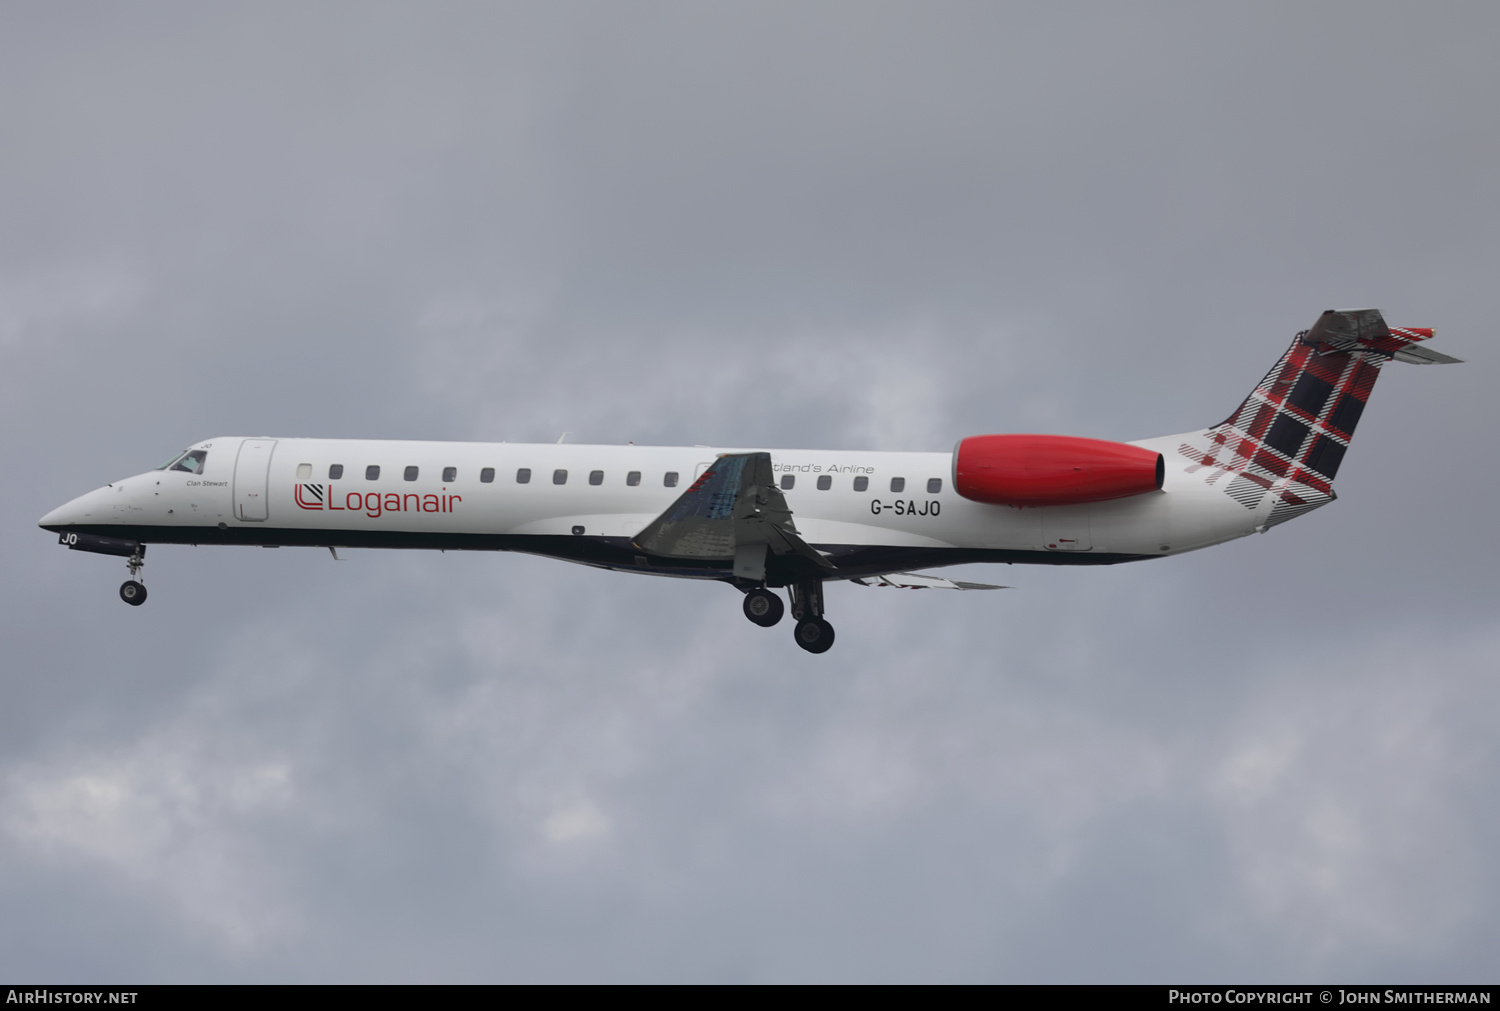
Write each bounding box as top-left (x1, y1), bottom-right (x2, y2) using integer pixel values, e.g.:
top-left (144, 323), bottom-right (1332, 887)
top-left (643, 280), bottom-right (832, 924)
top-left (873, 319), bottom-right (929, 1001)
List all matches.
top-left (1175, 308), bottom-right (1462, 532)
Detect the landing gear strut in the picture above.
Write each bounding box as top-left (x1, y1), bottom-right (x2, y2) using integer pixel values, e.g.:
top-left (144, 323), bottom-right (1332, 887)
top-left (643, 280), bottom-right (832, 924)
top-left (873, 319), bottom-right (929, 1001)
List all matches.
top-left (789, 580), bottom-right (835, 654)
top-left (743, 587), bottom-right (784, 627)
top-left (120, 546), bottom-right (147, 606)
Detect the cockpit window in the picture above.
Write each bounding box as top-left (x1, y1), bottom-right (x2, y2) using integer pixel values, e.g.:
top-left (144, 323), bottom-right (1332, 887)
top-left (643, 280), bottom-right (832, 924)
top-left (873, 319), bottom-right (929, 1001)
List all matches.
top-left (168, 450), bottom-right (208, 475)
top-left (156, 451), bottom-right (188, 470)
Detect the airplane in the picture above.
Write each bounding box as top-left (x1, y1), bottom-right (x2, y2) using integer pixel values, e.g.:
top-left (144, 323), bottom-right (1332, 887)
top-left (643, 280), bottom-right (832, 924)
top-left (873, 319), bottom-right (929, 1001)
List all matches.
top-left (39, 309), bottom-right (1459, 653)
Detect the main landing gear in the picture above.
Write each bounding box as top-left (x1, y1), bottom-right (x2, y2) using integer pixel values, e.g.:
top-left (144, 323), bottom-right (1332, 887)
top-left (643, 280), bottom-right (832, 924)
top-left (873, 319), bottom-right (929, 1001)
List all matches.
top-left (742, 581), bottom-right (835, 653)
top-left (120, 546), bottom-right (147, 607)
top-left (743, 587), bottom-right (784, 627)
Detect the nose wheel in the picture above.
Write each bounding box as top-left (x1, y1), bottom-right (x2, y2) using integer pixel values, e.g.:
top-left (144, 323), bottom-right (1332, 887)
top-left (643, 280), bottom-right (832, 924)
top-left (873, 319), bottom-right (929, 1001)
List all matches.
top-left (120, 546), bottom-right (147, 606)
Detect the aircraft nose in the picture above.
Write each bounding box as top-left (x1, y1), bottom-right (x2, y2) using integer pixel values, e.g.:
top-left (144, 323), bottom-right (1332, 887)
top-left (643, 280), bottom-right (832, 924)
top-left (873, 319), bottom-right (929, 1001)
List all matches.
top-left (38, 488), bottom-right (110, 531)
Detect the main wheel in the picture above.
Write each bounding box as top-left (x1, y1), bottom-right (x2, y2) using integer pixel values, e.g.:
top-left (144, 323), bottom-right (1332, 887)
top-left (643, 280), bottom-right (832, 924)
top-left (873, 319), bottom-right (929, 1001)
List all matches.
top-left (119, 580), bottom-right (147, 606)
top-left (793, 617), bottom-right (835, 654)
top-left (743, 588), bottom-right (785, 627)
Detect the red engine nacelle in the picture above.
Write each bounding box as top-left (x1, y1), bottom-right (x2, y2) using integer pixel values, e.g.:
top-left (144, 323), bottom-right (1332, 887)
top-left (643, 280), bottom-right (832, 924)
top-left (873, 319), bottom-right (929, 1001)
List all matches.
top-left (953, 434), bottom-right (1164, 507)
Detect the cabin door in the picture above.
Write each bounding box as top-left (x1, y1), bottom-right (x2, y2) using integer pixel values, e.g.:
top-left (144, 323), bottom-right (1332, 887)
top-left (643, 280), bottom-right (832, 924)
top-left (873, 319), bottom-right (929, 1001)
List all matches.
top-left (233, 439), bottom-right (277, 522)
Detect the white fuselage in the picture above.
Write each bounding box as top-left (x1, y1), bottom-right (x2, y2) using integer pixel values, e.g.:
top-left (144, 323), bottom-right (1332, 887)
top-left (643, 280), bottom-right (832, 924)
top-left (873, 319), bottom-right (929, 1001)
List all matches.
top-left (39, 434), bottom-right (1263, 577)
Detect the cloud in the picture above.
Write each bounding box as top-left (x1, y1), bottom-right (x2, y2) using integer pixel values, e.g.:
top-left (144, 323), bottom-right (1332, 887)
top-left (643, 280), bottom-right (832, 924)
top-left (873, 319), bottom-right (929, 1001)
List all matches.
top-left (1205, 632), bottom-right (1499, 969)
top-left (2, 719), bottom-right (300, 951)
top-left (0, 268), bottom-right (144, 348)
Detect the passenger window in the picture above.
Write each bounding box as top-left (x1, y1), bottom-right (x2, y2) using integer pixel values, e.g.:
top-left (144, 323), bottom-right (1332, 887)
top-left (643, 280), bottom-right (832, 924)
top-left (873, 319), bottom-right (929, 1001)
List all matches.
top-left (442, 467), bottom-right (457, 482)
top-left (296, 463), bottom-right (312, 479)
top-left (781, 474), bottom-right (795, 490)
top-left (404, 466), bottom-right (419, 482)
top-left (816, 475), bottom-right (832, 491)
top-left (927, 478), bottom-right (943, 494)
top-left (516, 468), bottom-right (531, 484)
top-left (169, 450), bottom-right (208, 475)
top-left (480, 468), bottom-right (495, 483)
top-left (890, 477), bottom-right (905, 493)
top-left (589, 470), bottom-right (604, 486)
top-left (366, 465), bottom-right (381, 481)
top-left (627, 471), bottom-right (641, 487)
top-left (853, 476), bottom-right (868, 492)
top-left (664, 472), bottom-right (679, 488)
top-left (329, 464), bottom-right (344, 480)
top-left (554, 469), bottom-right (568, 485)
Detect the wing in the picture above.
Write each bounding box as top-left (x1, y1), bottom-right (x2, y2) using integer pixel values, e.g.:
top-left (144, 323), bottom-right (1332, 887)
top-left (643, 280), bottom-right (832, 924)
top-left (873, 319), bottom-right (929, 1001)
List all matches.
top-left (631, 452), bottom-right (835, 579)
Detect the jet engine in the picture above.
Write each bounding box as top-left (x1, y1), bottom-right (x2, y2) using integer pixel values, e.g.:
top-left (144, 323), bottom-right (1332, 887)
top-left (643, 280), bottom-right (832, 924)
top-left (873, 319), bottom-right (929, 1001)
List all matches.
top-left (953, 434), bottom-right (1164, 507)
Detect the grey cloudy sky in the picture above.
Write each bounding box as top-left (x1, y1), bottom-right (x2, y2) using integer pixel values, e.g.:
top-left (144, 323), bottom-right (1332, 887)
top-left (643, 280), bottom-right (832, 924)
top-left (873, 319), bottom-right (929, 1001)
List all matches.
top-left (2, 2), bottom-right (1497, 982)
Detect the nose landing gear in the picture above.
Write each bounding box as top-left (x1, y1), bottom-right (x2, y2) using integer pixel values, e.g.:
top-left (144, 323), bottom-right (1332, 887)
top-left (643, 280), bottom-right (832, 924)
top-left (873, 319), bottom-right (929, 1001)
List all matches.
top-left (120, 546), bottom-right (147, 606)
top-left (56, 532), bottom-right (151, 606)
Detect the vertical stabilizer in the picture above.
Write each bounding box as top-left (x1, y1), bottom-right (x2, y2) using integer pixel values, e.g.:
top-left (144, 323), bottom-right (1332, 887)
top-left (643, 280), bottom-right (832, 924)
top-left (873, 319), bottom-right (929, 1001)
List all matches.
top-left (1176, 309), bottom-right (1457, 529)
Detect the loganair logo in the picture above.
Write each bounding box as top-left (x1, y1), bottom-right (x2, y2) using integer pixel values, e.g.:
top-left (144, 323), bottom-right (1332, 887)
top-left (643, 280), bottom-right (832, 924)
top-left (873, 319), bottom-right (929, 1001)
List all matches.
top-left (294, 483), bottom-right (326, 509)
top-left (294, 483), bottom-right (462, 518)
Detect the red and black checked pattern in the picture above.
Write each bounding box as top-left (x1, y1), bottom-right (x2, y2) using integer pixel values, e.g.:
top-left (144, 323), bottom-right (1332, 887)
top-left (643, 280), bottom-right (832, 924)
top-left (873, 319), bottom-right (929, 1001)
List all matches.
top-left (1178, 325), bottom-right (1433, 525)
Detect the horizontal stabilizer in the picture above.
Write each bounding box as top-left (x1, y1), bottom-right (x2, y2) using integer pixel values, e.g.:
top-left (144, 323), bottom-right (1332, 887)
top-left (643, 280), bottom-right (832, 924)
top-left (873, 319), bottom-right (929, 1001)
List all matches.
top-left (852, 572), bottom-right (1007, 590)
top-left (1392, 343), bottom-right (1464, 365)
top-left (1302, 308), bottom-right (1461, 364)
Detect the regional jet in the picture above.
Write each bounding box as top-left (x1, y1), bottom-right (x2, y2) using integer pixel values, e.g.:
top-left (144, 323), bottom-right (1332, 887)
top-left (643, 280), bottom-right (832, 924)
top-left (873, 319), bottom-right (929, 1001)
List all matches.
top-left (39, 309), bottom-right (1459, 653)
